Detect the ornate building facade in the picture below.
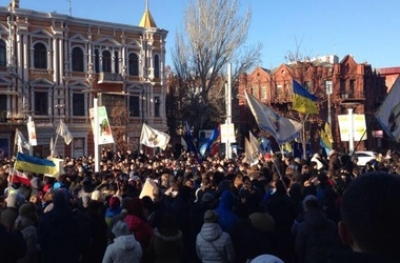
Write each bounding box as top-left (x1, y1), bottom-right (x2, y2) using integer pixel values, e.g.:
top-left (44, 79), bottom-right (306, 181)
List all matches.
top-left (0, 3), bottom-right (168, 158)
top-left (238, 55), bottom-right (388, 153)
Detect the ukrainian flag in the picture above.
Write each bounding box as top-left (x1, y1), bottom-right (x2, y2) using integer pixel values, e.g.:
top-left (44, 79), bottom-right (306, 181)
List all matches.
top-left (14, 153), bottom-right (58, 176)
top-left (292, 80), bottom-right (318, 114)
top-left (320, 122), bottom-right (333, 154)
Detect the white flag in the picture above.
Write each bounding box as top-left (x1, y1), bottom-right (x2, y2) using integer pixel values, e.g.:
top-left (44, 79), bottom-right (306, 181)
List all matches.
top-left (14, 128), bottom-right (30, 153)
top-left (50, 137), bottom-right (59, 157)
top-left (181, 136), bottom-right (187, 151)
top-left (244, 138), bottom-right (259, 166)
top-left (245, 91), bottom-right (302, 144)
top-left (249, 131), bottom-right (262, 155)
top-left (140, 123), bottom-right (170, 150)
top-left (57, 120), bottom-right (73, 145)
top-left (375, 78), bottom-right (400, 142)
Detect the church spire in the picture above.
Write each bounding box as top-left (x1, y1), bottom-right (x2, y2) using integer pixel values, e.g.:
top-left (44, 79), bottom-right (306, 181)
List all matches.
top-left (139, 0), bottom-right (157, 28)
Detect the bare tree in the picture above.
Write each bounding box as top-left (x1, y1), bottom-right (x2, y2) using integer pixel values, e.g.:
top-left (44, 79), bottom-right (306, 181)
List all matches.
top-left (171, 0), bottom-right (262, 129)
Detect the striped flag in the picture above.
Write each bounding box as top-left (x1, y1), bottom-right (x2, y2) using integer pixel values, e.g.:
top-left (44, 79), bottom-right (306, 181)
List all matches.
top-left (9, 168), bottom-right (31, 185)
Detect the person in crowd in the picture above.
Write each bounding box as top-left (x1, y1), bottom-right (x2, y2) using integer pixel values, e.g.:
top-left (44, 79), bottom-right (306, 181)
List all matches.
top-left (328, 172), bottom-right (400, 263)
top-left (15, 202), bottom-right (38, 263)
top-left (148, 213), bottom-right (183, 263)
top-left (196, 210), bottom-right (235, 263)
top-left (215, 190), bottom-right (238, 232)
top-left (294, 195), bottom-right (338, 263)
top-left (0, 217), bottom-right (27, 263)
top-left (38, 188), bottom-right (85, 263)
top-left (105, 196), bottom-right (122, 226)
top-left (102, 221), bottom-right (142, 263)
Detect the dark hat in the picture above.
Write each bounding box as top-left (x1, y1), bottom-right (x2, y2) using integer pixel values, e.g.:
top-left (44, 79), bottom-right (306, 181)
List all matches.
top-left (201, 192), bottom-right (215, 203)
top-left (19, 202), bottom-right (39, 222)
top-left (203, 210), bottom-right (219, 223)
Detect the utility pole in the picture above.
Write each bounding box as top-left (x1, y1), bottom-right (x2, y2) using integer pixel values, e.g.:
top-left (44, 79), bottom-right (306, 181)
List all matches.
top-left (225, 63), bottom-right (232, 159)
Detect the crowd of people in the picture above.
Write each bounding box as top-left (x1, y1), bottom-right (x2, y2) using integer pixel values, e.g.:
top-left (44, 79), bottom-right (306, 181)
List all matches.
top-left (1, 146), bottom-right (400, 263)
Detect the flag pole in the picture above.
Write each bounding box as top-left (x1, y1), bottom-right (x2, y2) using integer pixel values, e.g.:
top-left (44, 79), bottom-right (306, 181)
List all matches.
top-left (94, 98), bottom-right (100, 173)
top-left (52, 122), bottom-right (61, 157)
top-left (301, 114), bottom-right (309, 160)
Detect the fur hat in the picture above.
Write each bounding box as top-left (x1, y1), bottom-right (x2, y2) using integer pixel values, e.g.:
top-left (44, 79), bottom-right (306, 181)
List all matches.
top-left (203, 210), bottom-right (219, 223)
top-left (112, 221), bottom-right (130, 237)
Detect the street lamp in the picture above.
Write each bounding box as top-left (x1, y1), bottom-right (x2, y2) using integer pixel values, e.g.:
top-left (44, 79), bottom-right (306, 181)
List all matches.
top-left (325, 80), bottom-right (332, 125)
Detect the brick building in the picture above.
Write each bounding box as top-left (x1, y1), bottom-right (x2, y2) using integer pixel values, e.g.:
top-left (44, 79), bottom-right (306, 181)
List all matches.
top-left (237, 55), bottom-right (388, 153)
top-left (0, 2), bottom-right (168, 158)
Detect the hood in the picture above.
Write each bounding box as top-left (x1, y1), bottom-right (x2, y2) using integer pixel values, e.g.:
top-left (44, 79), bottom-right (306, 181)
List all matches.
top-left (217, 190), bottom-right (236, 211)
top-left (113, 235), bottom-right (140, 251)
top-left (153, 228), bottom-right (182, 241)
top-left (303, 210), bottom-right (329, 228)
top-left (199, 222), bottom-right (223, 242)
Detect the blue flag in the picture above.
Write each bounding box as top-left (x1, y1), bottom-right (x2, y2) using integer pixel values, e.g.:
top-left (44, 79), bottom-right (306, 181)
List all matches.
top-left (199, 126), bottom-right (220, 157)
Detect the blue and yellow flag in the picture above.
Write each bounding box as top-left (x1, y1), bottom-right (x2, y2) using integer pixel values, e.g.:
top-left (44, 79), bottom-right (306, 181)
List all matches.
top-left (292, 80), bottom-right (318, 114)
top-left (14, 152), bottom-right (58, 176)
top-left (320, 122), bottom-right (333, 155)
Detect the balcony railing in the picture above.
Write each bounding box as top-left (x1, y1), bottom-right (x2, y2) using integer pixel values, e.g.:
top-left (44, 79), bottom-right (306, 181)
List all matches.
top-left (98, 72), bottom-right (123, 83)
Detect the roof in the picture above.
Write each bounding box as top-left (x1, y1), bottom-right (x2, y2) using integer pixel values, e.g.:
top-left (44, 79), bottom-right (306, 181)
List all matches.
top-left (139, 9), bottom-right (157, 28)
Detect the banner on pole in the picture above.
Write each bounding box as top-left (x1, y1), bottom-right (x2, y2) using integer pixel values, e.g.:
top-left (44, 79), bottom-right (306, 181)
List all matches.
top-left (338, 114), bottom-right (367, 141)
top-left (89, 106), bottom-right (114, 145)
top-left (220, 123), bottom-right (236, 143)
top-left (27, 120), bottom-right (37, 146)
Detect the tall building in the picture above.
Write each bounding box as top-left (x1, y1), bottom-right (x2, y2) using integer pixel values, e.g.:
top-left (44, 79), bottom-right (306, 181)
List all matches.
top-left (0, 2), bottom-right (168, 158)
top-left (238, 55), bottom-right (388, 153)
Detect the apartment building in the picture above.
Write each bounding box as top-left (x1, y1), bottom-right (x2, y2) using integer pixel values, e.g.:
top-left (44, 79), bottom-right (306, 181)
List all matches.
top-left (0, 2), bottom-right (168, 158)
top-left (237, 55), bottom-right (388, 153)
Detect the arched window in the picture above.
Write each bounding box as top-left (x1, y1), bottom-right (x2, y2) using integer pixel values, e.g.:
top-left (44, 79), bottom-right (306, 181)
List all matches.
top-left (34, 43), bottom-right (47, 69)
top-left (71, 47), bottom-right (84, 72)
top-left (154, 54), bottom-right (160, 78)
top-left (94, 50), bottom-right (100, 73)
top-left (102, 50), bottom-right (111, 73)
top-left (128, 53), bottom-right (139, 76)
top-left (114, 51), bottom-right (119, 74)
top-left (0, 40), bottom-right (6, 67)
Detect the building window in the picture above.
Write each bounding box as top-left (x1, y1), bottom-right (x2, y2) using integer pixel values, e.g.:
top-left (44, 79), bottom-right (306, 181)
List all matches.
top-left (349, 79), bottom-right (355, 96)
top-left (0, 40), bottom-right (6, 67)
top-left (72, 47), bottom-right (84, 72)
top-left (0, 95), bottom-right (7, 122)
top-left (94, 50), bottom-right (100, 73)
top-left (114, 51), bottom-right (119, 74)
top-left (340, 80), bottom-right (346, 97)
top-left (34, 91), bottom-right (48, 115)
top-left (73, 138), bottom-right (85, 158)
top-left (72, 93), bottom-right (85, 116)
top-left (261, 86), bottom-right (267, 100)
top-left (128, 53), bottom-right (139, 76)
top-left (129, 96), bottom-right (140, 117)
top-left (102, 50), bottom-right (111, 73)
top-left (304, 81), bottom-right (313, 92)
top-left (276, 84), bottom-right (283, 98)
top-left (154, 96), bottom-right (160, 118)
top-left (154, 54), bottom-right (160, 78)
top-left (34, 43), bottom-right (47, 69)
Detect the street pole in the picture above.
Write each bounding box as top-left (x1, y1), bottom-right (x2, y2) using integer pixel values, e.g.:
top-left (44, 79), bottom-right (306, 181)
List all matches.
top-left (348, 107), bottom-right (354, 153)
top-left (225, 63), bottom-right (232, 159)
top-left (326, 80), bottom-right (332, 125)
top-left (94, 98), bottom-right (100, 172)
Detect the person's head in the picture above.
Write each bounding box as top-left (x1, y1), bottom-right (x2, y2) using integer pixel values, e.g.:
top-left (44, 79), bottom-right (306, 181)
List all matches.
top-left (339, 172), bottom-right (400, 258)
top-left (203, 209), bottom-right (219, 223)
top-left (112, 221), bottom-right (130, 238)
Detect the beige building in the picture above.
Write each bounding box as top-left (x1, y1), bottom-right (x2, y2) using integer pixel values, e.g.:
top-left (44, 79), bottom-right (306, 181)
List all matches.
top-left (0, 2), bottom-right (168, 158)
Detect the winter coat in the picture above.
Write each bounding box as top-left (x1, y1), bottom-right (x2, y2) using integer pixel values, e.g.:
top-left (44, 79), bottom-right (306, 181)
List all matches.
top-left (196, 222), bottom-right (235, 263)
top-left (328, 249), bottom-right (400, 263)
top-left (16, 216), bottom-right (38, 263)
top-left (215, 191), bottom-right (237, 232)
top-left (0, 223), bottom-right (26, 263)
top-left (149, 228), bottom-right (183, 263)
top-left (295, 210), bottom-right (338, 263)
top-left (102, 235), bottom-right (142, 263)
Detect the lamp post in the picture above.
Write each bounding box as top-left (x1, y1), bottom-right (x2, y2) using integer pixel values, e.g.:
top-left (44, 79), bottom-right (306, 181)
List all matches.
top-left (325, 80), bottom-right (332, 125)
